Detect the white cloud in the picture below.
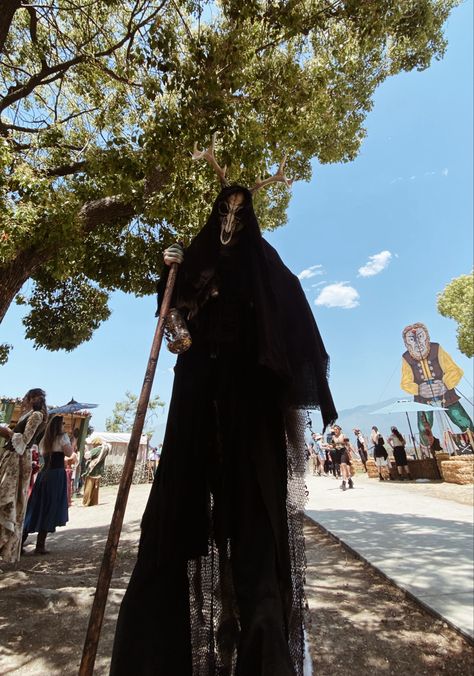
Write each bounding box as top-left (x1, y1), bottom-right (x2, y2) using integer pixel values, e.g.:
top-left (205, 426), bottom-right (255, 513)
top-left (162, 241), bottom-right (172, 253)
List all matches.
top-left (358, 250), bottom-right (392, 277)
top-left (315, 282), bottom-right (360, 310)
top-left (297, 264), bottom-right (324, 280)
top-left (391, 168), bottom-right (448, 184)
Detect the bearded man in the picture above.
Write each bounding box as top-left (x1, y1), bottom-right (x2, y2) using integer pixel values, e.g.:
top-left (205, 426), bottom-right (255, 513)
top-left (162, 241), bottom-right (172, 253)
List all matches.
top-left (110, 141), bottom-right (337, 676)
top-left (401, 322), bottom-right (473, 447)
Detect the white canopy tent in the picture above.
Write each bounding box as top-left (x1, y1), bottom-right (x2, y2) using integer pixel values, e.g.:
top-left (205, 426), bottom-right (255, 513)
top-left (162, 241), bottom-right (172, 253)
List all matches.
top-left (85, 432), bottom-right (149, 466)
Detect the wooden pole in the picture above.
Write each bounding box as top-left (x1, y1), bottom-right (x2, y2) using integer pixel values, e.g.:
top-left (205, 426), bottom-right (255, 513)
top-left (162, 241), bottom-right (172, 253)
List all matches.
top-left (406, 411), bottom-right (418, 458)
top-left (79, 264), bottom-right (178, 676)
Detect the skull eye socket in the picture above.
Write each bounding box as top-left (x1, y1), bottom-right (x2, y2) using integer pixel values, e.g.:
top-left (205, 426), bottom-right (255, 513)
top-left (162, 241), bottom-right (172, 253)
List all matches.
top-left (218, 202), bottom-right (229, 216)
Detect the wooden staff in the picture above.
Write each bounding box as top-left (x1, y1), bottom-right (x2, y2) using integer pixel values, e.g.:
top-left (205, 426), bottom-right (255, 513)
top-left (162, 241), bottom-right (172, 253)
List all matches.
top-left (79, 263), bottom-right (179, 676)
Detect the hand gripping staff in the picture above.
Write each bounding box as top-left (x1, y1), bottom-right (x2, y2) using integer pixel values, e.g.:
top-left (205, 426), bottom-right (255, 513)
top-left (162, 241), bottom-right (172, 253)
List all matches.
top-left (79, 262), bottom-right (179, 676)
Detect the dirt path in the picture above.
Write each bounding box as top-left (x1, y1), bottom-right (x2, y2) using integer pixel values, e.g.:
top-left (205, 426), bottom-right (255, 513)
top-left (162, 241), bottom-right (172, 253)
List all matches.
top-left (0, 484), bottom-right (472, 675)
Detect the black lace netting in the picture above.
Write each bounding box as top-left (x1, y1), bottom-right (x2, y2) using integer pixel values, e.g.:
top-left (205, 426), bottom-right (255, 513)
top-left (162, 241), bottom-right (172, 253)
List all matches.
top-left (187, 409), bottom-right (308, 676)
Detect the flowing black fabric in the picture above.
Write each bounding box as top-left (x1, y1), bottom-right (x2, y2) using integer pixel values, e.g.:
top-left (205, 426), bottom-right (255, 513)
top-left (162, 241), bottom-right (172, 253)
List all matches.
top-left (110, 186), bottom-right (337, 676)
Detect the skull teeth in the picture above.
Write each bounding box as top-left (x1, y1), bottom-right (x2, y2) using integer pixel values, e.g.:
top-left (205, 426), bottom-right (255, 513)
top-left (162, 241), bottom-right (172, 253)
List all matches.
top-left (220, 227), bottom-right (233, 245)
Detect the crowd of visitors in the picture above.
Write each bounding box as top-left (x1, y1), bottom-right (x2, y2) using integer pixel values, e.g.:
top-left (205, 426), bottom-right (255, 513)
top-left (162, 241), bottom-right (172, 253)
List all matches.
top-left (307, 422), bottom-right (414, 485)
top-left (308, 425), bottom-right (356, 491)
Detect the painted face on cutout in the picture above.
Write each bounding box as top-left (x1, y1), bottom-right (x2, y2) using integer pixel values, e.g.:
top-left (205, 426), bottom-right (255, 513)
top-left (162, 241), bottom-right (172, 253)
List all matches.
top-left (218, 191), bottom-right (245, 245)
top-left (403, 323), bottom-right (430, 360)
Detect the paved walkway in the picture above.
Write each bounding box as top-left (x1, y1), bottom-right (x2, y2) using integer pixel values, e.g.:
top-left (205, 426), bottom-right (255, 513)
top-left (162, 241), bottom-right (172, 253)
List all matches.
top-left (305, 473), bottom-right (474, 641)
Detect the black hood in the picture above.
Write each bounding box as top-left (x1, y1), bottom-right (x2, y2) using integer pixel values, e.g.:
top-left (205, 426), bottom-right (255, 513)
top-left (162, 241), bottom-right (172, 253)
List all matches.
top-left (158, 186), bottom-right (337, 429)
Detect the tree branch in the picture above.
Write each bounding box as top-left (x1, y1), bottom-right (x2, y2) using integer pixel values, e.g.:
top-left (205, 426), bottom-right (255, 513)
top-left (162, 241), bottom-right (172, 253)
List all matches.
top-left (47, 160), bottom-right (88, 176)
top-left (93, 60), bottom-right (142, 87)
top-left (0, 0), bottom-right (21, 55)
top-left (256, 0), bottom-right (345, 54)
top-left (0, 0), bottom-right (168, 114)
top-left (79, 195), bottom-right (136, 232)
top-left (25, 5), bottom-right (39, 44)
top-left (78, 164), bottom-right (170, 230)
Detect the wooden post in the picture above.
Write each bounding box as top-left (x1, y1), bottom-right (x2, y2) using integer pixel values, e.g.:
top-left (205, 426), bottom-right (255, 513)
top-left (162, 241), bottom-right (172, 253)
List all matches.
top-left (406, 411), bottom-right (418, 458)
top-left (79, 264), bottom-right (178, 676)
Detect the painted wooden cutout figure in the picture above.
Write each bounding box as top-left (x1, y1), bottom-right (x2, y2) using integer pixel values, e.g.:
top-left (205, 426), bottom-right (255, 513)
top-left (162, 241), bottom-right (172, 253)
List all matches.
top-left (401, 322), bottom-right (473, 449)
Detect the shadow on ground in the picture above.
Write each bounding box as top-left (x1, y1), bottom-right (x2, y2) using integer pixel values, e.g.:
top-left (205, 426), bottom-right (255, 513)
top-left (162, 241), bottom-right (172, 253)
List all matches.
top-left (1, 502), bottom-right (472, 675)
top-left (306, 508), bottom-right (473, 596)
top-left (304, 517), bottom-right (473, 676)
top-left (0, 519), bottom-right (141, 675)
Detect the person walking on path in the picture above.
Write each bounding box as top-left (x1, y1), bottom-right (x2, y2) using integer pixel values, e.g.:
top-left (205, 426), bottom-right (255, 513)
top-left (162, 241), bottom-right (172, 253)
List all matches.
top-left (370, 426), bottom-right (379, 451)
top-left (343, 436), bottom-right (356, 488)
top-left (353, 428), bottom-right (368, 472)
top-left (82, 438), bottom-right (110, 506)
top-left (314, 434), bottom-right (327, 476)
top-left (373, 434), bottom-right (389, 481)
top-left (332, 425), bottom-right (352, 491)
top-left (0, 389), bottom-right (48, 562)
top-left (307, 442), bottom-right (319, 476)
top-left (22, 415), bottom-right (73, 554)
top-left (387, 426), bottom-right (412, 480)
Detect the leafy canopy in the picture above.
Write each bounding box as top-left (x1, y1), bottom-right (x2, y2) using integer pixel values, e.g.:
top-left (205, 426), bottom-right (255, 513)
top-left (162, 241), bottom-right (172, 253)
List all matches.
top-left (0, 0), bottom-right (459, 354)
top-left (437, 272), bottom-right (474, 358)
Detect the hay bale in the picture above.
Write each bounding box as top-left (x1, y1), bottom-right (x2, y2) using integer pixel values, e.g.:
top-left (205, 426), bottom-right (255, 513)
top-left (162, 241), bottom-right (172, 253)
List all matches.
top-left (435, 452), bottom-right (450, 465)
top-left (351, 459), bottom-right (365, 474)
top-left (366, 459), bottom-right (380, 479)
top-left (441, 459), bottom-right (474, 484)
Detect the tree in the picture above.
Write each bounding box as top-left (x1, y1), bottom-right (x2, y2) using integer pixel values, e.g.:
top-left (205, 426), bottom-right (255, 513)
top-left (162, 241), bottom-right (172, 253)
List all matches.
top-left (0, 0), bottom-right (459, 357)
top-left (105, 391), bottom-right (165, 437)
top-left (437, 272), bottom-right (474, 358)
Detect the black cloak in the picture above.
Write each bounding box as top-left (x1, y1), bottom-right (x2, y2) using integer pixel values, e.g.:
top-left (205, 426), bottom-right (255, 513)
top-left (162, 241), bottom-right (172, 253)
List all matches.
top-left (110, 186), bottom-right (337, 676)
top-left (166, 185), bottom-right (336, 423)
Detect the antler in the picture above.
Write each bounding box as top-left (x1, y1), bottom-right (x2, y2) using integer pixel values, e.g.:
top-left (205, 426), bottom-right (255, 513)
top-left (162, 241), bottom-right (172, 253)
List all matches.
top-left (250, 156), bottom-right (293, 194)
top-left (192, 133), bottom-right (230, 187)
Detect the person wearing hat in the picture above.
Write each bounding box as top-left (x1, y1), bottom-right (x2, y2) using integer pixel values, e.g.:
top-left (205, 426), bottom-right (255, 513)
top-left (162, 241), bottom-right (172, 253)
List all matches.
top-left (82, 437), bottom-right (110, 507)
top-left (311, 431), bottom-right (326, 476)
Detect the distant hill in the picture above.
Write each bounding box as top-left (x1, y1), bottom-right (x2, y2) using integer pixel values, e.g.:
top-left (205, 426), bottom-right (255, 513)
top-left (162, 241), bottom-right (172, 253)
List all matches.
top-left (153, 398), bottom-right (416, 446)
top-left (152, 396), bottom-right (473, 451)
top-left (306, 398), bottom-right (405, 440)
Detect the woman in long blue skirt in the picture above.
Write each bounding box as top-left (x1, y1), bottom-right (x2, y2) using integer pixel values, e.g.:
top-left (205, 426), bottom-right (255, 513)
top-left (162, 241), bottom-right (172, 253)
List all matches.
top-left (23, 415), bottom-right (73, 554)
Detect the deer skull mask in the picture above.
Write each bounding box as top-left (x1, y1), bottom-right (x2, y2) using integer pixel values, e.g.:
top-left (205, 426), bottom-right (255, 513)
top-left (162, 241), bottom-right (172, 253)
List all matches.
top-left (192, 133), bottom-right (293, 246)
top-left (218, 191), bottom-right (245, 245)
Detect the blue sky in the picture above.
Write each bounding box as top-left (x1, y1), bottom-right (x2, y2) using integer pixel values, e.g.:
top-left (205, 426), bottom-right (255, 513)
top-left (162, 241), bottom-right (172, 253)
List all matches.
top-left (1, 1), bottom-right (472, 441)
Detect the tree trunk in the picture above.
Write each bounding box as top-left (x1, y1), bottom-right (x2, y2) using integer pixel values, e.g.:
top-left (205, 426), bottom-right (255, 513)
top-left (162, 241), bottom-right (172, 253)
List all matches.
top-left (0, 0), bottom-right (21, 55)
top-left (0, 248), bottom-right (49, 323)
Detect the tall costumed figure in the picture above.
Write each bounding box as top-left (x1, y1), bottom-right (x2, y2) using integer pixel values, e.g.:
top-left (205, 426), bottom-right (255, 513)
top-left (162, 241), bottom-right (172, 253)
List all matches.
top-left (110, 136), bottom-right (338, 676)
top-left (401, 322), bottom-right (473, 450)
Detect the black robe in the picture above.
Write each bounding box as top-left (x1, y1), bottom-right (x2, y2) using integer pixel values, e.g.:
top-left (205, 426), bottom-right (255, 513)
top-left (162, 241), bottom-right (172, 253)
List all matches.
top-left (110, 187), bottom-right (337, 676)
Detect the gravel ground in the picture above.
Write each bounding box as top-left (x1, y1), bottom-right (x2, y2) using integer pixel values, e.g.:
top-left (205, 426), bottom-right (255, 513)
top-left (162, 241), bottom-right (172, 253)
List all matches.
top-left (0, 481), bottom-right (472, 675)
